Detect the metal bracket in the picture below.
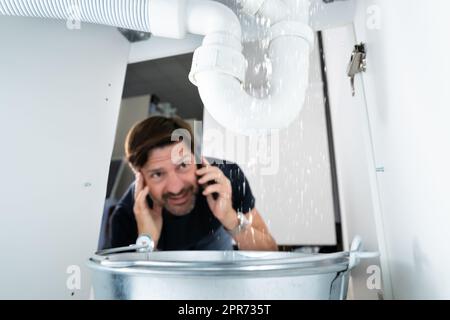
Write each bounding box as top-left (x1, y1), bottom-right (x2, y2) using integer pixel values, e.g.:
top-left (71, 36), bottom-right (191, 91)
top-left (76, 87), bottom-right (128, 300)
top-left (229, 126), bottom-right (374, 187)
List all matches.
top-left (347, 43), bottom-right (367, 96)
top-left (118, 28), bottom-right (151, 43)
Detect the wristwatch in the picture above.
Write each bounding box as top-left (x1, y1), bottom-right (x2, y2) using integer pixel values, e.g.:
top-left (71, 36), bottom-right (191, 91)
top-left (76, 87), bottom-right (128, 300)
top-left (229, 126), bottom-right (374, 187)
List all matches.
top-left (226, 211), bottom-right (251, 236)
top-left (136, 234), bottom-right (155, 252)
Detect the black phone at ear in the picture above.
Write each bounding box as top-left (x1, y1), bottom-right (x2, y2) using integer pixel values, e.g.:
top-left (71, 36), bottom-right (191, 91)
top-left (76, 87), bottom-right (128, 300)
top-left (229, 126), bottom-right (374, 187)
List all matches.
top-left (145, 194), bottom-right (154, 209)
top-left (197, 163), bottom-right (219, 200)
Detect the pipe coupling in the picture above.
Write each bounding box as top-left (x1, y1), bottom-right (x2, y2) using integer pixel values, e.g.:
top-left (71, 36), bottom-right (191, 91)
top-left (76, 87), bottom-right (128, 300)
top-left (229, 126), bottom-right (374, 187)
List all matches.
top-left (189, 33), bottom-right (246, 86)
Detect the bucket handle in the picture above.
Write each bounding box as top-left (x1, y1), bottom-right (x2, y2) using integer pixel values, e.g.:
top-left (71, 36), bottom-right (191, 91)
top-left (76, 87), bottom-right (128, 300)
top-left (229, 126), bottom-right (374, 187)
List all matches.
top-left (348, 235), bottom-right (380, 270)
top-left (95, 243), bottom-right (150, 256)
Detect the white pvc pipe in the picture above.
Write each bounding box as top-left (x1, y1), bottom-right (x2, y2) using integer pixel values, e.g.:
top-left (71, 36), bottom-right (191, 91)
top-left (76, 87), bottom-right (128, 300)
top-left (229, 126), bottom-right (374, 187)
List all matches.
top-left (186, 0), bottom-right (241, 39)
top-left (241, 0), bottom-right (289, 23)
top-left (0, 0), bottom-right (187, 39)
top-left (257, 0), bottom-right (290, 23)
top-left (0, 0), bottom-right (314, 134)
top-left (195, 36), bottom-right (311, 133)
top-left (189, 0), bottom-right (314, 134)
top-left (0, 0), bottom-right (150, 31)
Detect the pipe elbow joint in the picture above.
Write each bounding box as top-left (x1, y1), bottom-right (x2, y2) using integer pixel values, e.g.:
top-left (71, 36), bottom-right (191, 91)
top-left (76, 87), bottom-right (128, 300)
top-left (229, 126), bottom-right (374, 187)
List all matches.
top-left (186, 0), bottom-right (241, 39)
top-left (149, 0), bottom-right (188, 39)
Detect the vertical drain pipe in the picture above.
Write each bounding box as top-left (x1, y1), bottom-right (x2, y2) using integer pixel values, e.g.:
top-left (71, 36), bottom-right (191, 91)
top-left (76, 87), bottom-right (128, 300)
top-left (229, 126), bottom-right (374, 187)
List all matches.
top-left (188, 0), bottom-right (315, 134)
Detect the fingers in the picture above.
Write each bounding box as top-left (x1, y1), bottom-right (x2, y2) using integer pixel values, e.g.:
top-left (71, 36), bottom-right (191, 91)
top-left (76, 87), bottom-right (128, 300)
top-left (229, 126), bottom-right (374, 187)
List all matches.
top-left (198, 171), bottom-right (223, 185)
top-left (151, 200), bottom-right (163, 216)
top-left (196, 159), bottom-right (231, 199)
top-left (196, 157), bottom-right (212, 173)
top-left (134, 171), bottom-right (144, 200)
top-left (202, 183), bottom-right (230, 199)
top-left (135, 184), bottom-right (163, 218)
top-left (135, 185), bottom-right (150, 212)
top-left (196, 161), bottom-right (222, 177)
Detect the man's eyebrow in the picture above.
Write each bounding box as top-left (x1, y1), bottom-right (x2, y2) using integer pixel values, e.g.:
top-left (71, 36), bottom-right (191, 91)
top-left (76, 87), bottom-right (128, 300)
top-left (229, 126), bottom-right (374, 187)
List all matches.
top-left (145, 167), bottom-right (164, 173)
top-left (175, 156), bottom-right (191, 164)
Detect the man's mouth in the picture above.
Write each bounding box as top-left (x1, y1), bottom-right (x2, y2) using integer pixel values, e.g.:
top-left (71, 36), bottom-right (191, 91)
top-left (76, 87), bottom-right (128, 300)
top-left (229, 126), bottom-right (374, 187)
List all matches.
top-left (167, 190), bottom-right (191, 206)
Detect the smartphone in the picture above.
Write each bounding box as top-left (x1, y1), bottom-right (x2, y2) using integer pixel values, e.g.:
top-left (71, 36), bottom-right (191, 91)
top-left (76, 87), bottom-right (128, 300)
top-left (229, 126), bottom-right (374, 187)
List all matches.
top-left (197, 163), bottom-right (219, 200)
top-left (145, 194), bottom-right (154, 209)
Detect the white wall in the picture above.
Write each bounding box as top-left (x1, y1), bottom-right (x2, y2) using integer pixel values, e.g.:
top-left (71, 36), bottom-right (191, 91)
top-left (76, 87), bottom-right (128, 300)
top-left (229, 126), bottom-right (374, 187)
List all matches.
top-left (202, 39), bottom-right (337, 246)
top-left (0, 16), bottom-right (129, 299)
top-left (112, 95), bottom-right (151, 159)
top-left (110, 95), bottom-right (151, 200)
top-left (322, 25), bottom-right (389, 300)
top-left (325, 0), bottom-right (450, 299)
top-left (351, 0), bottom-right (450, 299)
top-left (129, 34), bottom-right (203, 64)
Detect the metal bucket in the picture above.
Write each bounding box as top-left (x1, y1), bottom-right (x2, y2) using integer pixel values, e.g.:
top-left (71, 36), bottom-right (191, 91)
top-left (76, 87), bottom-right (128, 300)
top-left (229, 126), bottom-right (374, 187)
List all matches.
top-left (87, 237), bottom-right (377, 300)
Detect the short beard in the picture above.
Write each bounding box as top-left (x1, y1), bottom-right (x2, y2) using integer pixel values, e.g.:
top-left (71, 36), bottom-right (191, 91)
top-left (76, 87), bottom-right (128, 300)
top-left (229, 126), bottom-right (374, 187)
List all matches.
top-left (163, 185), bottom-right (198, 216)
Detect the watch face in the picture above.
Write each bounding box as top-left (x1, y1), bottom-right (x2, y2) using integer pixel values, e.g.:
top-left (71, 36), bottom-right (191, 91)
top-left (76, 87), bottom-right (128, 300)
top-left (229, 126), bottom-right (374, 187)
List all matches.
top-left (226, 212), bottom-right (251, 236)
top-left (238, 212), bottom-right (247, 224)
top-left (136, 235), bottom-right (154, 252)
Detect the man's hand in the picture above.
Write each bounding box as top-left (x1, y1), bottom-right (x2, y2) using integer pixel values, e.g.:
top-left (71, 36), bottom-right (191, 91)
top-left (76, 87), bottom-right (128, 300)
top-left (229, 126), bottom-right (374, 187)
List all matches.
top-left (133, 172), bottom-right (163, 246)
top-left (196, 158), bottom-right (239, 231)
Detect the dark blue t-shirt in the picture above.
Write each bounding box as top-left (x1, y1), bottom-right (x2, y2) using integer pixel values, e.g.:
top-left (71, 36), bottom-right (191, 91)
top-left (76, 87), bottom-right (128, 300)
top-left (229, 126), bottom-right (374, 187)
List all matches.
top-left (100, 159), bottom-right (255, 251)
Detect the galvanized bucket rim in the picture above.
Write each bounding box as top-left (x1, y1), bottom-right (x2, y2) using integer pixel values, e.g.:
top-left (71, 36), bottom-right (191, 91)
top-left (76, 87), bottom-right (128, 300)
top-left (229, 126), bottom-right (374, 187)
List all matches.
top-left (88, 250), bottom-right (352, 277)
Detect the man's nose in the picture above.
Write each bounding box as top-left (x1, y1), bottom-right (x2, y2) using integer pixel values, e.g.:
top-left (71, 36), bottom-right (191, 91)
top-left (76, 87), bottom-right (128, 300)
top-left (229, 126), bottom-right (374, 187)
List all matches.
top-left (166, 173), bottom-right (185, 195)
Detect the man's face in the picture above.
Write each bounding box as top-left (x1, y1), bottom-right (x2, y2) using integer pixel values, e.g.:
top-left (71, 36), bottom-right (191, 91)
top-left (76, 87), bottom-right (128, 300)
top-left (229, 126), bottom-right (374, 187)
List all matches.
top-left (140, 142), bottom-right (199, 216)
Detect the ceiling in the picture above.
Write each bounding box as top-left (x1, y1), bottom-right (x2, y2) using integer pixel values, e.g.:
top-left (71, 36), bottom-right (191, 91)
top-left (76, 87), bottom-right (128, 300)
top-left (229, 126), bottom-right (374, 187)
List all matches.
top-left (122, 53), bottom-right (204, 120)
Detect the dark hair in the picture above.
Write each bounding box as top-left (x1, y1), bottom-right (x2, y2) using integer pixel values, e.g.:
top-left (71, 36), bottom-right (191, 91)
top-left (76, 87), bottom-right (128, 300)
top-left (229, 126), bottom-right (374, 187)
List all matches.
top-left (125, 116), bottom-right (194, 169)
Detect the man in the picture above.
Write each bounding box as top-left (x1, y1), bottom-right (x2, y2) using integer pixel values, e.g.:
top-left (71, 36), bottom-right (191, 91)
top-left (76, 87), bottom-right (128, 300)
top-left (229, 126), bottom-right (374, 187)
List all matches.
top-left (102, 116), bottom-right (277, 251)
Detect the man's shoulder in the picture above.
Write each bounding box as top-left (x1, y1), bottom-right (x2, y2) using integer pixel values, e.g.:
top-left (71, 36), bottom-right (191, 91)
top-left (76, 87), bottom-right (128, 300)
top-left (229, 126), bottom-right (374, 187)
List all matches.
top-left (115, 182), bottom-right (135, 212)
top-left (206, 157), bottom-right (248, 183)
top-left (206, 157), bottom-right (240, 173)
top-left (206, 157), bottom-right (235, 166)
